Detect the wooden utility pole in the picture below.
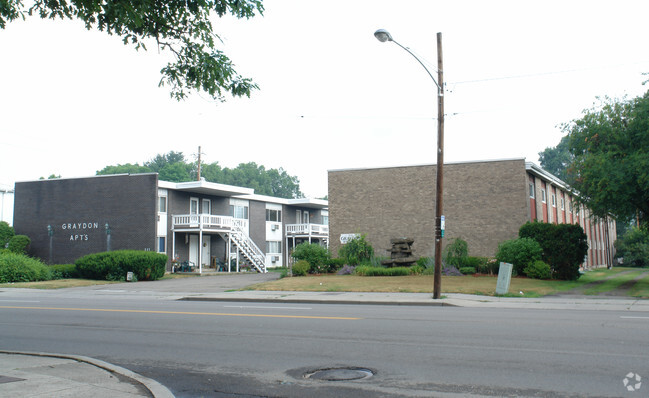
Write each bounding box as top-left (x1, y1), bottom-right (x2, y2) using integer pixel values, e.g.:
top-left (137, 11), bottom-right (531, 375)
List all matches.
top-left (433, 32), bottom-right (444, 300)
top-left (197, 146), bottom-right (202, 181)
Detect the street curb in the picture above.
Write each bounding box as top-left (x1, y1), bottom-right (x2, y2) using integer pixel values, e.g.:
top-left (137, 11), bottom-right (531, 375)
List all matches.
top-left (0, 350), bottom-right (174, 398)
top-left (179, 296), bottom-right (458, 306)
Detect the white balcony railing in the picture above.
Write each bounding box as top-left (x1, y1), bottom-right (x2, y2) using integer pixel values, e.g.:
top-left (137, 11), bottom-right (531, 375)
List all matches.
top-left (285, 223), bottom-right (329, 236)
top-left (172, 214), bottom-right (248, 231)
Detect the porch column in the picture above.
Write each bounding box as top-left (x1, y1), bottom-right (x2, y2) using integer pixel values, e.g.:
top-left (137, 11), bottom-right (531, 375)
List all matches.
top-left (172, 232), bottom-right (176, 272)
top-left (199, 229), bottom-right (203, 274)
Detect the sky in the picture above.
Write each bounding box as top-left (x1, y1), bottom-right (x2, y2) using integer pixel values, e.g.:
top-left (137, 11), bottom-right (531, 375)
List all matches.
top-left (1, 0), bottom-right (649, 201)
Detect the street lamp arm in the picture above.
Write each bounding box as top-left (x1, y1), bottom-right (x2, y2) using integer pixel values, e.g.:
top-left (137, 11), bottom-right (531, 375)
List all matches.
top-left (390, 39), bottom-right (441, 93)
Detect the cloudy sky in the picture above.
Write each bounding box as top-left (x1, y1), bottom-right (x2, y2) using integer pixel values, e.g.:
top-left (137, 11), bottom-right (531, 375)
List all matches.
top-left (1, 0), bottom-right (648, 199)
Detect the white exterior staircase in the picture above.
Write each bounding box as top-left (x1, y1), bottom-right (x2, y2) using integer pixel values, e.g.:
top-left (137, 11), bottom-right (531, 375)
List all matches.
top-left (231, 223), bottom-right (267, 273)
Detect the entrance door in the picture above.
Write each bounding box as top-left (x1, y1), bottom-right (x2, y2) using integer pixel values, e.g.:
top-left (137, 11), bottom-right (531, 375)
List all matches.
top-left (201, 235), bottom-right (211, 267)
top-left (189, 235), bottom-right (198, 266)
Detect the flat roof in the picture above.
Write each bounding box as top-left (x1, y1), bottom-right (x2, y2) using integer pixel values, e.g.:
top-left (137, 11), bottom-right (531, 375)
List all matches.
top-left (327, 157), bottom-right (526, 173)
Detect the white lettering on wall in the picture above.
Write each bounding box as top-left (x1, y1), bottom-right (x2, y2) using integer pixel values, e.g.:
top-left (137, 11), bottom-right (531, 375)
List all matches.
top-left (61, 222), bottom-right (99, 230)
top-left (69, 234), bottom-right (89, 241)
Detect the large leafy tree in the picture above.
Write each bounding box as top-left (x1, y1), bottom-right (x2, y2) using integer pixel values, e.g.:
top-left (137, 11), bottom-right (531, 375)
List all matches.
top-left (561, 91), bottom-right (649, 229)
top-left (538, 135), bottom-right (572, 181)
top-left (1, 0), bottom-right (264, 101)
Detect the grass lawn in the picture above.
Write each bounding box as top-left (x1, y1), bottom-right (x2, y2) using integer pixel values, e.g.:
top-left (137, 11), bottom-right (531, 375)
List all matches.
top-left (244, 267), bottom-right (649, 298)
top-left (0, 279), bottom-right (118, 289)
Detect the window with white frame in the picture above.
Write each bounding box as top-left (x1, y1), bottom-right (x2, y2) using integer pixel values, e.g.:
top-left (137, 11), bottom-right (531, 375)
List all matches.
top-left (322, 210), bottom-right (329, 225)
top-left (157, 237), bottom-right (166, 253)
top-left (230, 199), bottom-right (249, 219)
top-left (551, 193), bottom-right (556, 207)
top-left (529, 183), bottom-right (535, 198)
top-left (158, 190), bottom-right (167, 213)
top-left (266, 209), bottom-right (282, 222)
top-left (266, 241), bottom-right (282, 254)
top-left (560, 197), bottom-right (565, 210)
top-left (541, 189), bottom-right (547, 203)
top-left (202, 199), bottom-right (211, 215)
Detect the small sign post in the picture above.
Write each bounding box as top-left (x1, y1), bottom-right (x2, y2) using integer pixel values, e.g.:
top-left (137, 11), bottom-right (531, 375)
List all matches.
top-left (495, 262), bottom-right (513, 295)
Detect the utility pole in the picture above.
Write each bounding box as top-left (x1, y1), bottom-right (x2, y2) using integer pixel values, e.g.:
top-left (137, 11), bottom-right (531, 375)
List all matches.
top-left (197, 146), bottom-right (202, 181)
top-left (433, 32), bottom-right (444, 300)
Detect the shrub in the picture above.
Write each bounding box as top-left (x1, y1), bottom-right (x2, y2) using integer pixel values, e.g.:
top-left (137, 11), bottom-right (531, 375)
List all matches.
top-left (495, 237), bottom-right (542, 276)
top-left (615, 227), bottom-right (649, 267)
top-left (519, 221), bottom-right (587, 280)
top-left (0, 221), bottom-right (14, 248)
top-left (292, 260), bottom-right (310, 276)
top-left (409, 264), bottom-right (425, 275)
top-left (524, 260), bottom-right (552, 280)
top-left (7, 235), bottom-right (31, 255)
top-left (354, 265), bottom-right (410, 276)
top-left (291, 243), bottom-right (330, 273)
top-left (338, 235), bottom-right (374, 266)
top-left (75, 250), bottom-right (167, 281)
top-left (50, 264), bottom-right (80, 279)
top-left (417, 256), bottom-right (434, 269)
top-left (484, 258), bottom-right (500, 275)
top-left (441, 266), bottom-right (463, 276)
top-left (444, 238), bottom-right (468, 267)
top-left (325, 257), bottom-right (346, 273)
top-left (459, 267), bottom-right (476, 275)
top-left (0, 252), bottom-right (52, 283)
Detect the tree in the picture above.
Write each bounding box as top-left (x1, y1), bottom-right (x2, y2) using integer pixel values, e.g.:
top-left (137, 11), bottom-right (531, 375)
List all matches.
top-left (538, 135), bottom-right (572, 181)
top-left (1, 0), bottom-right (264, 101)
top-left (0, 221), bottom-right (15, 248)
top-left (561, 91), bottom-right (649, 230)
top-left (96, 163), bottom-right (151, 175)
top-left (614, 227), bottom-right (649, 267)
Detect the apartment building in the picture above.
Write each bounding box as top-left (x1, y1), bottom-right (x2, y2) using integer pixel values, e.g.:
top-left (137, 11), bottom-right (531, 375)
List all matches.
top-left (328, 158), bottom-right (615, 268)
top-left (13, 173), bottom-right (328, 272)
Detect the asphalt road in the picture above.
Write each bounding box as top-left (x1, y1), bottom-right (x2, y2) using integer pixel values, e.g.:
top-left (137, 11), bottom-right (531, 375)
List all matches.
top-left (1, 277), bottom-right (647, 397)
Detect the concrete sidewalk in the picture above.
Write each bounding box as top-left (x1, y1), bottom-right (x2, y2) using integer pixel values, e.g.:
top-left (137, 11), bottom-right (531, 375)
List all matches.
top-left (0, 351), bottom-right (174, 398)
top-left (178, 289), bottom-right (649, 312)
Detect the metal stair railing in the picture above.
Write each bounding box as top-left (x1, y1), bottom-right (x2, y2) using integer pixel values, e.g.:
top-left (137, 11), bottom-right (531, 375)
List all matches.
top-left (231, 223), bottom-right (267, 273)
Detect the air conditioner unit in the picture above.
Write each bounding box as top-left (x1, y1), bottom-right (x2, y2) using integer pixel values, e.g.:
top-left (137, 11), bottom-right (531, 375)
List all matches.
top-left (271, 224), bottom-right (279, 231)
top-left (272, 256), bottom-right (280, 262)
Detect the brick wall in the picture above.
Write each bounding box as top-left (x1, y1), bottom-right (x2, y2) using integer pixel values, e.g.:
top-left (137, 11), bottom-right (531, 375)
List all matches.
top-left (13, 174), bottom-right (157, 264)
top-left (328, 159), bottom-right (529, 259)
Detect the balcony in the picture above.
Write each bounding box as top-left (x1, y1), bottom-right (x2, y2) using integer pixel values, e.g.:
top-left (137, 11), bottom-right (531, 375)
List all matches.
top-left (285, 223), bottom-right (329, 238)
top-left (172, 214), bottom-right (247, 232)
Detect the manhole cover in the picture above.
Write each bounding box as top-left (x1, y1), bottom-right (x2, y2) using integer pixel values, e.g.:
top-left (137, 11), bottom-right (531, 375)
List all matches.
top-left (304, 367), bottom-right (374, 381)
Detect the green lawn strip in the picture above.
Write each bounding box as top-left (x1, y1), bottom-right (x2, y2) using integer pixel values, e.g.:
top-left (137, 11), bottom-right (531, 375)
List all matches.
top-left (582, 269), bottom-right (646, 295)
top-left (627, 270), bottom-right (649, 298)
top-left (0, 279), bottom-right (117, 289)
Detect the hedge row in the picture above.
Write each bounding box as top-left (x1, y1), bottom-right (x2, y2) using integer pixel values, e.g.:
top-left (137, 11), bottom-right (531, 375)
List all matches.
top-left (76, 250), bottom-right (167, 281)
top-left (0, 252), bottom-right (52, 283)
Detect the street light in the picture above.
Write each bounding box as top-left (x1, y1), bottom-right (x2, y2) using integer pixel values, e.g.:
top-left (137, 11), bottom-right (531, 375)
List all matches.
top-left (374, 29), bottom-right (445, 299)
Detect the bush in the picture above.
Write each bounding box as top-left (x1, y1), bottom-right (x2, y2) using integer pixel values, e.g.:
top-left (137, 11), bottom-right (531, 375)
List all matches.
top-left (0, 252), bottom-right (52, 283)
top-left (0, 221), bottom-right (15, 248)
top-left (496, 237), bottom-right (543, 276)
top-left (291, 243), bottom-right (331, 273)
top-left (615, 227), bottom-right (649, 267)
top-left (444, 238), bottom-right (468, 267)
top-left (484, 258), bottom-right (500, 275)
top-left (459, 267), bottom-right (476, 275)
top-left (409, 264), bottom-right (425, 275)
top-left (338, 235), bottom-right (374, 266)
top-left (50, 264), bottom-right (80, 279)
top-left (336, 264), bottom-right (356, 275)
top-left (441, 266), bottom-right (463, 276)
top-left (292, 260), bottom-right (310, 276)
top-left (519, 221), bottom-right (587, 280)
top-left (417, 256), bottom-right (434, 269)
top-left (326, 257), bottom-right (346, 273)
top-left (75, 250), bottom-right (167, 281)
top-left (354, 265), bottom-right (410, 276)
top-left (524, 260), bottom-right (552, 280)
top-left (7, 235), bottom-right (31, 255)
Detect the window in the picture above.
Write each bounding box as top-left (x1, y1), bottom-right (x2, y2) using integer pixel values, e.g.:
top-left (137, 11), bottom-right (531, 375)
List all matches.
top-left (230, 205), bottom-right (248, 219)
top-left (569, 202), bottom-right (573, 213)
top-left (551, 193), bottom-right (556, 207)
top-left (157, 237), bottom-right (166, 253)
top-left (322, 214), bottom-right (329, 225)
top-left (190, 197), bottom-right (199, 214)
top-left (266, 209), bottom-right (282, 222)
top-left (529, 183), bottom-right (535, 198)
top-left (158, 196), bottom-right (167, 213)
top-left (560, 197), bottom-right (565, 211)
top-left (266, 241), bottom-right (282, 254)
top-left (202, 199), bottom-right (211, 215)
top-left (541, 189), bottom-right (547, 203)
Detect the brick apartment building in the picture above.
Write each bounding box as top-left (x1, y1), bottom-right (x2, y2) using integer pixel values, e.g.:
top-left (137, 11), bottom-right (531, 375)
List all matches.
top-left (13, 174), bottom-right (328, 272)
top-left (328, 158), bottom-right (615, 268)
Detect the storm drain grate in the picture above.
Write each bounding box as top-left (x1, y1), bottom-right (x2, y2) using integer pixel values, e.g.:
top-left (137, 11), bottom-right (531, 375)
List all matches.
top-left (304, 367), bottom-right (374, 381)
